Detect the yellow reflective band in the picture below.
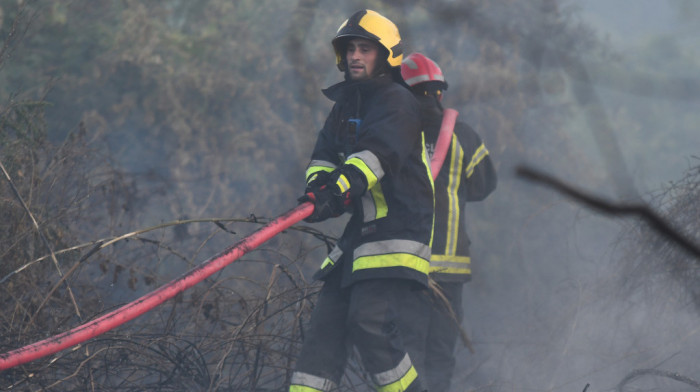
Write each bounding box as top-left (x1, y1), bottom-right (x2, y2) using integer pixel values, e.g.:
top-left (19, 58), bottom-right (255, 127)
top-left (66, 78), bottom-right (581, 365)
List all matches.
top-left (290, 371), bottom-right (336, 391)
top-left (430, 255), bottom-right (472, 274)
top-left (431, 254), bottom-right (471, 263)
top-left (319, 256), bottom-right (334, 271)
top-left (430, 266), bottom-right (471, 274)
top-left (290, 386), bottom-right (324, 392)
top-left (307, 172), bottom-right (320, 184)
top-left (372, 353), bottom-right (413, 385)
top-left (445, 134), bottom-right (463, 256)
top-left (355, 239), bottom-right (431, 260)
top-left (370, 183), bottom-right (388, 219)
top-left (421, 132), bottom-right (436, 247)
top-left (345, 150), bottom-right (383, 187)
top-left (465, 143), bottom-right (489, 179)
top-left (336, 174), bottom-right (351, 194)
top-left (376, 365), bottom-right (418, 392)
top-left (345, 157), bottom-right (377, 189)
top-left (319, 246), bottom-right (343, 271)
top-left (306, 167), bottom-right (334, 184)
top-left (360, 182), bottom-right (388, 222)
top-left (353, 253), bottom-right (430, 275)
top-left (305, 161), bottom-right (336, 184)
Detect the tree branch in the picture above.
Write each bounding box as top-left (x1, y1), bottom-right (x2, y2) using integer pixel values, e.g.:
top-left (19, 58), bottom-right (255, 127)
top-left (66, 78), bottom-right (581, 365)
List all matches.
top-left (516, 165), bottom-right (700, 259)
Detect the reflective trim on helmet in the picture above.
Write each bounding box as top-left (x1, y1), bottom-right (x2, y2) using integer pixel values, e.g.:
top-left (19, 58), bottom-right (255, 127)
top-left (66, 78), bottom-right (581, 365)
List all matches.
top-left (345, 150), bottom-right (384, 189)
top-left (465, 143), bottom-right (489, 179)
top-left (403, 74), bottom-right (432, 86)
top-left (371, 354), bottom-right (418, 392)
top-left (403, 74), bottom-right (446, 87)
top-left (290, 371), bottom-right (337, 392)
top-left (401, 52), bottom-right (448, 89)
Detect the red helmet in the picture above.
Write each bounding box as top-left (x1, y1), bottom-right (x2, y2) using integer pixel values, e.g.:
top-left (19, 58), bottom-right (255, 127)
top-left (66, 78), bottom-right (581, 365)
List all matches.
top-left (400, 52), bottom-right (448, 90)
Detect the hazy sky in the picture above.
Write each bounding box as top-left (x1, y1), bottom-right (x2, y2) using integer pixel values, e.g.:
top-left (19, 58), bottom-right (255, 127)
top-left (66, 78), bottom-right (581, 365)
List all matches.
top-left (578, 0), bottom-right (680, 46)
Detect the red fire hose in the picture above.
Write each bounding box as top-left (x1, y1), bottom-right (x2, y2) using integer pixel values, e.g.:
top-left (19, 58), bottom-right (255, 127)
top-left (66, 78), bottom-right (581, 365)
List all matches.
top-left (0, 108), bottom-right (458, 371)
top-left (431, 108), bottom-right (458, 178)
top-left (0, 202), bottom-right (314, 371)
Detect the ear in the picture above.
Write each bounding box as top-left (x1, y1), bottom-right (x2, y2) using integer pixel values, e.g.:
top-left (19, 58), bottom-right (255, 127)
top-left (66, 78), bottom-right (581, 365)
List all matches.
top-left (372, 47), bottom-right (391, 77)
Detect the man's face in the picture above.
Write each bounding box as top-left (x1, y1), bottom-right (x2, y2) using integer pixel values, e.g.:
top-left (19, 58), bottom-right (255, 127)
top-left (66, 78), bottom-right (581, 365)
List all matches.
top-left (346, 38), bottom-right (380, 80)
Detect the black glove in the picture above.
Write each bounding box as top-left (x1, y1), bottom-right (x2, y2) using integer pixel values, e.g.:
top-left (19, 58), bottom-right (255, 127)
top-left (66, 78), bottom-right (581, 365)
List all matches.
top-left (298, 185), bottom-right (346, 223)
top-left (305, 170), bottom-right (331, 193)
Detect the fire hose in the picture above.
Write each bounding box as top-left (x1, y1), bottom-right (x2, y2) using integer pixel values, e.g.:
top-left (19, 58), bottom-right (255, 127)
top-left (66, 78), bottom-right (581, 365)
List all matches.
top-left (0, 108), bottom-right (458, 371)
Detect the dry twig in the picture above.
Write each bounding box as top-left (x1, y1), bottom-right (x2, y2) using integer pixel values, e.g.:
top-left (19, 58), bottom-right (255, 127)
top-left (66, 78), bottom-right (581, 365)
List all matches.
top-left (616, 368), bottom-right (700, 391)
top-left (0, 159), bottom-right (83, 327)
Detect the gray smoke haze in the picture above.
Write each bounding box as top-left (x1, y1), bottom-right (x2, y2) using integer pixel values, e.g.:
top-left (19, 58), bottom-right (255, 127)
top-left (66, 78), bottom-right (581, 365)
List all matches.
top-left (447, 1), bottom-right (700, 391)
top-left (93, 1), bottom-right (700, 390)
top-left (2, 0), bottom-right (699, 390)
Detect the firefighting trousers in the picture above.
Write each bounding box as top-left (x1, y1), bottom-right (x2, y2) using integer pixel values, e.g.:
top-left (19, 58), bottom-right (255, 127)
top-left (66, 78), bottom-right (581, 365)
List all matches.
top-left (290, 266), bottom-right (429, 392)
top-left (425, 281), bottom-right (464, 392)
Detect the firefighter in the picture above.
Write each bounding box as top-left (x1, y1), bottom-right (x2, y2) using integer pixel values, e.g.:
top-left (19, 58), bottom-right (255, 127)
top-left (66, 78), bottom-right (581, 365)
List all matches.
top-left (289, 10), bottom-right (433, 392)
top-left (401, 52), bottom-right (497, 392)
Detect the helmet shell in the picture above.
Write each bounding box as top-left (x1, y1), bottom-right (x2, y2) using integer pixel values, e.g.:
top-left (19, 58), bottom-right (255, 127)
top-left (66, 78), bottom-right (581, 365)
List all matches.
top-left (400, 52), bottom-right (448, 90)
top-left (332, 9), bottom-right (403, 72)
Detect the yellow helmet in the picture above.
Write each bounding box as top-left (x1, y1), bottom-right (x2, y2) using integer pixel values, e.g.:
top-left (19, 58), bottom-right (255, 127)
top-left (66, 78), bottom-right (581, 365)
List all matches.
top-left (332, 9), bottom-right (404, 72)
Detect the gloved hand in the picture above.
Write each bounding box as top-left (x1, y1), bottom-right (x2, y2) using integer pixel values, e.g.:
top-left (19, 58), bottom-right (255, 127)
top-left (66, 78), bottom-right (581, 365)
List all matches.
top-left (298, 185), bottom-right (346, 223)
top-left (305, 170), bottom-right (331, 194)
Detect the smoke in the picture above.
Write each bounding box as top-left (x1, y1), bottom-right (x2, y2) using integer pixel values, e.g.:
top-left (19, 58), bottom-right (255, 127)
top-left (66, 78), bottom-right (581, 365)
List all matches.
top-left (3, 0), bottom-right (699, 390)
top-left (386, 0), bottom-right (700, 391)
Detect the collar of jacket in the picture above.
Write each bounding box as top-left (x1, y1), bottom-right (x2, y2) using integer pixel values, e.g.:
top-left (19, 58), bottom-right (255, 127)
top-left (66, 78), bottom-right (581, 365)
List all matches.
top-left (322, 72), bottom-right (394, 102)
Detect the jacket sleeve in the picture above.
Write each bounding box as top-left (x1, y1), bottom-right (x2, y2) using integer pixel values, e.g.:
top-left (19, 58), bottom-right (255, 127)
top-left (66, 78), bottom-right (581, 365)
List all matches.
top-left (456, 122), bottom-right (497, 201)
top-left (305, 106), bottom-right (341, 185)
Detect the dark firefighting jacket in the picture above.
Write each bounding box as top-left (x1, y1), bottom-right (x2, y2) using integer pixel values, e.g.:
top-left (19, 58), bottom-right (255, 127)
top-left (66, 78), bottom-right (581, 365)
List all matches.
top-left (305, 73), bottom-right (434, 288)
top-left (419, 95), bottom-right (497, 283)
